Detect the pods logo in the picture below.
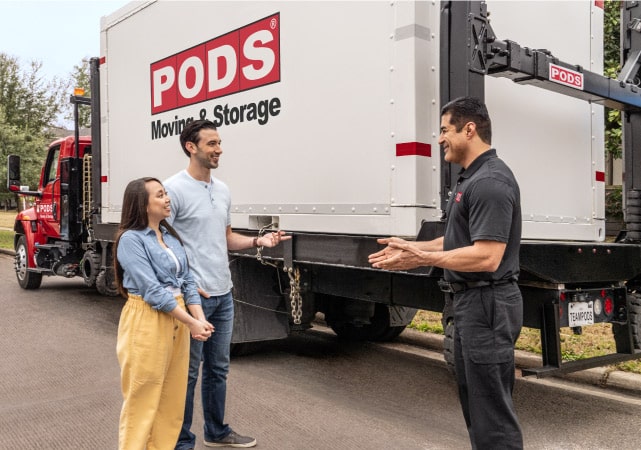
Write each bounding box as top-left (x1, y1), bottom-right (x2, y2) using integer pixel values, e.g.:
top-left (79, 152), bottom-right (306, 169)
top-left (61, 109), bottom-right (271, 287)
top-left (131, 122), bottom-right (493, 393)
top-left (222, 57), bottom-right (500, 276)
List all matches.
top-left (549, 63), bottom-right (583, 90)
top-left (150, 13), bottom-right (280, 114)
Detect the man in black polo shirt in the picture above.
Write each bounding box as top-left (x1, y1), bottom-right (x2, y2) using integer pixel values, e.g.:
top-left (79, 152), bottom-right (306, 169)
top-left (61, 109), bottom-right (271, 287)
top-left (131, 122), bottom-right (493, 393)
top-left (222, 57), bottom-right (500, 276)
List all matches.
top-left (369, 97), bottom-right (523, 449)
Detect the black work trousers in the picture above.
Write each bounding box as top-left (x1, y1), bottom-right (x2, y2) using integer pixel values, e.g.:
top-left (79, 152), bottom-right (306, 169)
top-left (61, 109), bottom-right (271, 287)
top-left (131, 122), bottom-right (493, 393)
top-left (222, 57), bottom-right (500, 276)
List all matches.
top-left (453, 282), bottom-right (524, 450)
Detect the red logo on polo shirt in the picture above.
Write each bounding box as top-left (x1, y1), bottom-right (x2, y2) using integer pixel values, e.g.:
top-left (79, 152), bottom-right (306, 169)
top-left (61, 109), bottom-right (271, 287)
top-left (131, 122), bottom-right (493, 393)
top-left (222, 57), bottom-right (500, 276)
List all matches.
top-left (455, 192), bottom-right (463, 202)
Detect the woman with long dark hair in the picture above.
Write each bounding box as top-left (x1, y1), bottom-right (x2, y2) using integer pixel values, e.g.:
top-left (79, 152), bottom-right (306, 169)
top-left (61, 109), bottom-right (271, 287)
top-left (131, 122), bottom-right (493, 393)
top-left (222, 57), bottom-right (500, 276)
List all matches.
top-left (113, 177), bottom-right (213, 449)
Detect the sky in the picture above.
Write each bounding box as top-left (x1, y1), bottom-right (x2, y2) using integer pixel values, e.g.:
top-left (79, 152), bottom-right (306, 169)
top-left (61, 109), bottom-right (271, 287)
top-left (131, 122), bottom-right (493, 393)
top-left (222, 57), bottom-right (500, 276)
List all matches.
top-left (0, 0), bottom-right (130, 82)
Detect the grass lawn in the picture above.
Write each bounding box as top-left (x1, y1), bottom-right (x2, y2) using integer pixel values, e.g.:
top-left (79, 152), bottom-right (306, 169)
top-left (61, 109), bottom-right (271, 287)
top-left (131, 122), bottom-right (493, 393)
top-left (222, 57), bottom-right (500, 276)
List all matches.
top-left (0, 210), bottom-right (15, 228)
top-left (0, 231), bottom-right (13, 250)
top-left (0, 210), bottom-right (15, 250)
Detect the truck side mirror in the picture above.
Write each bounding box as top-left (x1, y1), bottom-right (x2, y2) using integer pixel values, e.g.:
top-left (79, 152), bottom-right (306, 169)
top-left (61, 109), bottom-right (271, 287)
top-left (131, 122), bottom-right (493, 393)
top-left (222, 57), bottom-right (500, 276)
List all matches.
top-left (7, 155), bottom-right (21, 192)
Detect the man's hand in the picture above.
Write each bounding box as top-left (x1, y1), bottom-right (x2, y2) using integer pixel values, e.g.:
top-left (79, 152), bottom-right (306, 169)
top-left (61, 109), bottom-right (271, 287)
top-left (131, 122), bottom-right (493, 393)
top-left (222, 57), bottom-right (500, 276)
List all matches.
top-left (369, 237), bottom-right (429, 271)
top-left (257, 230), bottom-right (291, 248)
top-left (368, 237), bottom-right (407, 265)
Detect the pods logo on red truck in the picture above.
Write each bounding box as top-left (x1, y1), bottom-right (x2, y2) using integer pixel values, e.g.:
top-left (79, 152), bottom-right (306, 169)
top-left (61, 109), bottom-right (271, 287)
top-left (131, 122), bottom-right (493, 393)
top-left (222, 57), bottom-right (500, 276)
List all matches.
top-left (549, 63), bottom-right (583, 90)
top-left (151, 13), bottom-right (280, 114)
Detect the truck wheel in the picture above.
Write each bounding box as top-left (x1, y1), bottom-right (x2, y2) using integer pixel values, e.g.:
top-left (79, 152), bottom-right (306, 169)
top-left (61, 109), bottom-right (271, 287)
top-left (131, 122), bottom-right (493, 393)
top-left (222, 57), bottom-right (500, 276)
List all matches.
top-left (443, 319), bottom-right (456, 376)
top-left (372, 324), bottom-right (407, 342)
top-left (80, 249), bottom-right (101, 287)
top-left (613, 292), bottom-right (641, 351)
top-left (369, 304), bottom-right (412, 342)
top-left (14, 236), bottom-right (42, 290)
top-left (328, 303), bottom-right (408, 342)
top-left (96, 268), bottom-right (119, 297)
top-left (631, 293), bottom-right (641, 350)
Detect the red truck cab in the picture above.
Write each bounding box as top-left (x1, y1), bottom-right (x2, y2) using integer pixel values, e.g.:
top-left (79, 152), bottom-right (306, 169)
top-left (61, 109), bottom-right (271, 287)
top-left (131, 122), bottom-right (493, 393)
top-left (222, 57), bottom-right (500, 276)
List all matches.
top-left (11, 135), bottom-right (92, 289)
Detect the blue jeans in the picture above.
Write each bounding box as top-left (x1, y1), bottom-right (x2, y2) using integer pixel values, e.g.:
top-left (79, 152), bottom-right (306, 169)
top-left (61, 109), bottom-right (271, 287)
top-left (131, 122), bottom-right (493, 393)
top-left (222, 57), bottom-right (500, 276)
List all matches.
top-left (176, 291), bottom-right (234, 449)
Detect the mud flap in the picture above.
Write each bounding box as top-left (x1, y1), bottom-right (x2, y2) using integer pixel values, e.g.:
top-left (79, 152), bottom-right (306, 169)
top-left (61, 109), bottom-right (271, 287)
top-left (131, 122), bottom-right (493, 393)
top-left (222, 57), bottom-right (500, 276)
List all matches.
top-left (230, 257), bottom-right (290, 344)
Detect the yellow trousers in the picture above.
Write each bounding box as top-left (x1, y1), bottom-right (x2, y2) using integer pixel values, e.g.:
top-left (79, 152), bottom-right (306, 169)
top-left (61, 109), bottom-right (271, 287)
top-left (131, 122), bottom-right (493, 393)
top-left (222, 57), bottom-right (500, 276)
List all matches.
top-left (116, 294), bottom-right (189, 450)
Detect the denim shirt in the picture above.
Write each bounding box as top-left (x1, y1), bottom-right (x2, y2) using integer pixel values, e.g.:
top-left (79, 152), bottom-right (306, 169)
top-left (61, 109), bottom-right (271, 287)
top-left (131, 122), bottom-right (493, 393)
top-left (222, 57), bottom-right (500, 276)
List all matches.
top-left (117, 226), bottom-right (200, 312)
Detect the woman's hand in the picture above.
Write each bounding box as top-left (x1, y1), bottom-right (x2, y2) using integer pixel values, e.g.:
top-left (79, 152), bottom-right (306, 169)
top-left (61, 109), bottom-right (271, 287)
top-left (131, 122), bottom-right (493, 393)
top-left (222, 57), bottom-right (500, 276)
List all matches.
top-left (190, 319), bottom-right (214, 341)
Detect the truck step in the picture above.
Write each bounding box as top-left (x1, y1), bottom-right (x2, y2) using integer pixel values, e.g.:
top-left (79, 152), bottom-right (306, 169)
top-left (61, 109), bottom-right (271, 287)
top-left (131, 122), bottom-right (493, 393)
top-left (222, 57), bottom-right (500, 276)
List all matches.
top-left (28, 268), bottom-right (53, 274)
top-left (34, 244), bottom-right (60, 250)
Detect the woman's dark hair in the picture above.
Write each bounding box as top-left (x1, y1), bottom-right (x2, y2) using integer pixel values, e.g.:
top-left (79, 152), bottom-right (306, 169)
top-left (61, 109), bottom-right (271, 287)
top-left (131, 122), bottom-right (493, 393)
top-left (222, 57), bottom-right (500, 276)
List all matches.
top-left (113, 177), bottom-right (183, 298)
top-left (441, 96), bottom-right (492, 145)
top-left (179, 119), bottom-right (218, 157)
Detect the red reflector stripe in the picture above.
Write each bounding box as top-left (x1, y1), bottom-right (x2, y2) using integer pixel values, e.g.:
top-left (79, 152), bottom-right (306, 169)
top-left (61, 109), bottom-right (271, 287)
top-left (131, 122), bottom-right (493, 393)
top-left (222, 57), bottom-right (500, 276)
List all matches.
top-left (101, 176), bottom-right (108, 183)
top-left (99, 56), bottom-right (106, 65)
top-left (594, 0), bottom-right (604, 9)
top-left (595, 171), bottom-right (605, 182)
top-left (396, 142), bottom-right (431, 157)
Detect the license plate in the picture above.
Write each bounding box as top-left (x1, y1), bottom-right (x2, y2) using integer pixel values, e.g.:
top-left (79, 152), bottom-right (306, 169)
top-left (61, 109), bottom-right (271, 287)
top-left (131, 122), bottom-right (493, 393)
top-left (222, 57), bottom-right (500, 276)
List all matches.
top-left (568, 301), bottom-right (594, 327)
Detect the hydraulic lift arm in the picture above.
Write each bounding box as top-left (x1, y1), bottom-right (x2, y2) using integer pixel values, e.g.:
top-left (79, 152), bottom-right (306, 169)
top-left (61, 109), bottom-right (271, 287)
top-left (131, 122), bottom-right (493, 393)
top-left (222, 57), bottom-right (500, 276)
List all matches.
top-left (441, 0), bottom-right (641, 241)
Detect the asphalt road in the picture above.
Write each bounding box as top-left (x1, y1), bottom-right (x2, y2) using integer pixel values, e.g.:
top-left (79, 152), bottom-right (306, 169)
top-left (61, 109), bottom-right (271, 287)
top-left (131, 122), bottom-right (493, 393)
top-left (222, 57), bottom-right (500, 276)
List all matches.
top-left (1, 253), bottom-right (641, 450)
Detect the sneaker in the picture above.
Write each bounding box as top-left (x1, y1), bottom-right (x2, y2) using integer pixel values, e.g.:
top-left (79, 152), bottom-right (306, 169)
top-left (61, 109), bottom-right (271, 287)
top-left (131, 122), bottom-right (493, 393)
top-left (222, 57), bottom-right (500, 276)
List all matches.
top-left (204, 430), bottom-right (257, 448)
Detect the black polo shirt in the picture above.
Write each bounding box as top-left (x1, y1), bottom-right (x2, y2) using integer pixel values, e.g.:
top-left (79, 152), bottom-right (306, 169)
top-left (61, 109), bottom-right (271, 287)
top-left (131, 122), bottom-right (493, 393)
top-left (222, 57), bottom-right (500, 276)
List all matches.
top-left (443, 148), bottom-right (521, 283)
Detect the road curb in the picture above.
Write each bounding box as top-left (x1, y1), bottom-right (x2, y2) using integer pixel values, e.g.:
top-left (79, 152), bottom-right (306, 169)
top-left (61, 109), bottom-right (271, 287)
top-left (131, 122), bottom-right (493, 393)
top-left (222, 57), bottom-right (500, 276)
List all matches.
top-left (397, 327), bottom-right (641, 396)
top-left (0, 248), bottom-right (15, 256)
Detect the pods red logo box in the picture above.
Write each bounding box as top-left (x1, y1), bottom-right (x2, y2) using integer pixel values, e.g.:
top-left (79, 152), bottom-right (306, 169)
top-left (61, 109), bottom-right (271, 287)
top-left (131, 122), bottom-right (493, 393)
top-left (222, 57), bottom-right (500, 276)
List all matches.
top-left (150, 13), bottom-right (280, 114)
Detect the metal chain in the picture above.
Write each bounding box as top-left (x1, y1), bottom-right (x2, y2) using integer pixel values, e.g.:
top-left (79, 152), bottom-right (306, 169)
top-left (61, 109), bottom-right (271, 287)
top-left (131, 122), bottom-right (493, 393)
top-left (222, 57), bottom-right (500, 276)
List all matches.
top-left (247, 222), bottom-right (302, 324)
top-left (255, 223), bottom-right (279, 269)
top-left (286, 266), bottom-right (303, 325)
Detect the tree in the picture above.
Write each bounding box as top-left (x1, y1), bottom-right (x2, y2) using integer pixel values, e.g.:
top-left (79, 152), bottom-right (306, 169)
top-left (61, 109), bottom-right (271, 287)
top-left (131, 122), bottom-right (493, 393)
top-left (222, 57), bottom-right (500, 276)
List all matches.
top-left (65, 58), bottom-right (92, 129)
top-left (604, 0), bottom-right (622, 184)
top-left (0, 53), bottom-right (69, 132)
top-left (0, 104), bottom-right (48, 200)
top-left (0, 53), bottom-right (69, 207)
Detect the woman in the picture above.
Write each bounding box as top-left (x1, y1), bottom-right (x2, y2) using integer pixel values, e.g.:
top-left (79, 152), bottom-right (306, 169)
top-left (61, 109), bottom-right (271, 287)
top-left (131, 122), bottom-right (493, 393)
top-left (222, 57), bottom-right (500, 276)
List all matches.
top-left (114, 177), bottom-right (213, 450)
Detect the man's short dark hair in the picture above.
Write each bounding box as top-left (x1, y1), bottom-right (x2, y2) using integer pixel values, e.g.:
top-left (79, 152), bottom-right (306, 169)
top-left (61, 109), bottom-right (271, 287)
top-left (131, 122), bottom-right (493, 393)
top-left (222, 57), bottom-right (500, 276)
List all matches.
top-left (179, 119), bottom-right (218, 157)
top-left (441, 97), bottom-right (492, 145)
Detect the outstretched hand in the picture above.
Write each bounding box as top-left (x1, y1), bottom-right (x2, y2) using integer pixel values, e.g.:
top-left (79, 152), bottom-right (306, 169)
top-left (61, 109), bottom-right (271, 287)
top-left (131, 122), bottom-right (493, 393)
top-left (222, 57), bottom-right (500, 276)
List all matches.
top-left (368, 237), bottom-right (427, 271)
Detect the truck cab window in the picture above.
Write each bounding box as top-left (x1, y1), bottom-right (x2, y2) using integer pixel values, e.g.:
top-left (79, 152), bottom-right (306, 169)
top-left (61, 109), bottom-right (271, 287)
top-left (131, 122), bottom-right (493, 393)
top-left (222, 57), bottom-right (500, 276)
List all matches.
top-left (43, 145), bottom-right (60, 185)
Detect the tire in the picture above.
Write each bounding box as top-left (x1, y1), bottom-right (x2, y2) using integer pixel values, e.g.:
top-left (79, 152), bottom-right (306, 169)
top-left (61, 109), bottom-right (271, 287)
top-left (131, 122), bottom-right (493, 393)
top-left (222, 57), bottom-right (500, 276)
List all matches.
top-left (328, 319), bottom-right (376, 341)
top-left (612, 292), bottom-right (641, 351)
top-left (626, 206), bottom-right (641, 216)
top-left (80, 249), bottom-right (101, 287)
top-left (14, 235), bottom-right (42, 290)
top-left (626, 293), bottom-right (641, 350)
top-left (443, 319), bottom-right (456, 376)
top-left (626, 222), bottom-right (641, 231)
top-left (328, 303), bottom-right (407, 342)
top-left (95, 267), bottom-right (119, 297)
top-left (372, 324), bottom-right (407, 342)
